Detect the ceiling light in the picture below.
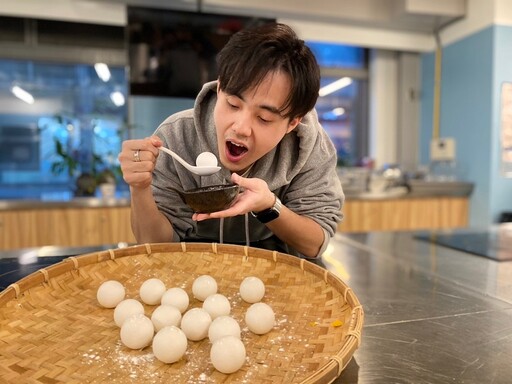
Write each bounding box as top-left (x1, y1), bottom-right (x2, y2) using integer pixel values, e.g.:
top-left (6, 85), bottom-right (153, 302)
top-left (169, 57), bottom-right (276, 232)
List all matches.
top-left (94, 63), bottom-right (111, 82)
top-left (110, 91), bottom-right (125, 107)
top-left (11, 85), bottom-right (34, 104)
top-left (319, 77), bottom-right (353, 97)
top-left (332, 107), bottom-right (345, 116)
top-left (322, 107), bottom-right (346, 121)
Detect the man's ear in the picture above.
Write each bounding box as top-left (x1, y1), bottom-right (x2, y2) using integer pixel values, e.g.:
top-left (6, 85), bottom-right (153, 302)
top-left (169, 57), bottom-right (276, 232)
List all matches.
top-left (286, 116), bottom-right (302, 134)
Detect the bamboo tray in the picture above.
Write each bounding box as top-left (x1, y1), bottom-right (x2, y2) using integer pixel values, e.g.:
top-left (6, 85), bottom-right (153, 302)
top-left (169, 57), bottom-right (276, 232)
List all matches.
top-left (0, 242), bottom-right (364, 383)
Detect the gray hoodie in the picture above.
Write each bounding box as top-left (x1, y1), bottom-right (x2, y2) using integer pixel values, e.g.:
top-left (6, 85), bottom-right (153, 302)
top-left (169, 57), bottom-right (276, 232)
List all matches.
top-left (151, 81), bottom-right (344, 258)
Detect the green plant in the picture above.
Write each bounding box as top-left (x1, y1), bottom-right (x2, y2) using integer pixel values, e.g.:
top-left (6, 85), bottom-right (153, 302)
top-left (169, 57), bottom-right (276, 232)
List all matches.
top-left (50, 137), bottom-right (122, 197)
top-left (50, 139), bottom-right (79, 177)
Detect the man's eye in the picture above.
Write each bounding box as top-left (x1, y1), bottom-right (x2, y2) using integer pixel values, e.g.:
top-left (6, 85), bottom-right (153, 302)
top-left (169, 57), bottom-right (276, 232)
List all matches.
top-left (259, 117), bottom-right (271, 123)
top-left (227, 101), bottom-right (239, 109)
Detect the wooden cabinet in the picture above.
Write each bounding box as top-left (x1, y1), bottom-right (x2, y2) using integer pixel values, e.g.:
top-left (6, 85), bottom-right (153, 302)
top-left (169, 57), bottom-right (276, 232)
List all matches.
top-left (0, 206), bottom-right (136, 250)
top-left (338, 196), bottom-right (469, 233)
top-left (0, 196), bottom-right (470, 248)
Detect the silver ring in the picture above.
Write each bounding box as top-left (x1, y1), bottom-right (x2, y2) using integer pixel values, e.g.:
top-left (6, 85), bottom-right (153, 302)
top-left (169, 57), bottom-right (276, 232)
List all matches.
top-left (133, 149), bottom-right (141, 162)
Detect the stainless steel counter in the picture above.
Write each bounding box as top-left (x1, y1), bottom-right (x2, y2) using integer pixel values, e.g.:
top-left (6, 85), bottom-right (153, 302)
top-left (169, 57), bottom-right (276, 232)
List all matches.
top-left (0, 188), bottom-right (468, 211)
top-left (0, 196), bottom-right (130, 211)
top-left (326, 231), bottom-right (512, 383)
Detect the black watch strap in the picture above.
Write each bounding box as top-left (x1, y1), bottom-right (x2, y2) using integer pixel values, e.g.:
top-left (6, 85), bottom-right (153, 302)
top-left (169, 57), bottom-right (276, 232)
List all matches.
top-left (251, 195), bottom-right (282, 223)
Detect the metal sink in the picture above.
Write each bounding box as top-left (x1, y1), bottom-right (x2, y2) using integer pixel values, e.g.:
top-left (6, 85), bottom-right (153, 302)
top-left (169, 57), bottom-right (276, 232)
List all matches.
top-left (343, 180), bottom-right (474, 199)
top-left (407, 180), bottom-right (474, 197)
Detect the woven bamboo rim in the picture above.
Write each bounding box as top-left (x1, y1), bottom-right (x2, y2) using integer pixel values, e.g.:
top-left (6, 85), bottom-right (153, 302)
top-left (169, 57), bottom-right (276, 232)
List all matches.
top-left (0, 242), bottom-right (364, 383)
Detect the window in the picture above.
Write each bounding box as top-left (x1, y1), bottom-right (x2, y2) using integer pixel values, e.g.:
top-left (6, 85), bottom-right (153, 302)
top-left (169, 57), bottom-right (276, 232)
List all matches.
top-left (0, 59), bottom-right (127, 199)
top-left (0, 16), bottom-right (127, 200)
top-left (307, 41), bottom-right (369, 166)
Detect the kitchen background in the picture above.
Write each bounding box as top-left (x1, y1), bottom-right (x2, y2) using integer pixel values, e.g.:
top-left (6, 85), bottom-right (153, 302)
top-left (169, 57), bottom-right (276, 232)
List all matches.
top-left (0, 0), bottom-right (511, 229)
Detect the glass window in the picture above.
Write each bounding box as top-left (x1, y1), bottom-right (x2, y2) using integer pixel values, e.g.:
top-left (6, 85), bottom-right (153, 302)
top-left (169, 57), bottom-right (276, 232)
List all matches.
top-left (307, 41), bottom-right (366, 69)
top-left (0, 59), bottom-right (127, 199)
top-left (307, 42), bottom-right (369, 166)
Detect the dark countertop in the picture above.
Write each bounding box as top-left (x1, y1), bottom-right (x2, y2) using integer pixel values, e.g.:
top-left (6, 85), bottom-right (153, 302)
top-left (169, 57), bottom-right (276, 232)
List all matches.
top-left (2, 227), bottom-right (511, 383)
top-left (0, 244), bottom-right (128, 290)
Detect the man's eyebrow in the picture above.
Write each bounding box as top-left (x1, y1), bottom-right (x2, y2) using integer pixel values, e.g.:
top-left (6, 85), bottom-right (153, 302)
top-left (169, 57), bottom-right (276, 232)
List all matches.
top-left (235, 93), bottom-right (283, 116)
top-left (259, 104), bottom-right (281, 115)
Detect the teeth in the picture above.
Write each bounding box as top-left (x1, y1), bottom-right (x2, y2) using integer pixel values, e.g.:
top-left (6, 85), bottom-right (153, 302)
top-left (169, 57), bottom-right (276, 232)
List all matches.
top-left (229, 141), bottom-right (245, 148)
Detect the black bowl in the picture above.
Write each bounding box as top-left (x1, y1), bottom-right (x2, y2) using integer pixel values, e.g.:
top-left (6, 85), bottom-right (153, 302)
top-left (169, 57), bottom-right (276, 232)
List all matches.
top-left (181, 184), bottom-right (239, 213)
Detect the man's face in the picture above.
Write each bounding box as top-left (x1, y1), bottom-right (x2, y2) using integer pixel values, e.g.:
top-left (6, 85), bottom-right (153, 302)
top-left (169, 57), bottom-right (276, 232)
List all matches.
top-left (214, 71), bottom-right (301, 173)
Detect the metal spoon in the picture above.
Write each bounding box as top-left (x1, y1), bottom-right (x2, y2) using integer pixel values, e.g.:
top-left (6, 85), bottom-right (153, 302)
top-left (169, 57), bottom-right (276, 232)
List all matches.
top-left (158, 146), bottom-right (221, 176)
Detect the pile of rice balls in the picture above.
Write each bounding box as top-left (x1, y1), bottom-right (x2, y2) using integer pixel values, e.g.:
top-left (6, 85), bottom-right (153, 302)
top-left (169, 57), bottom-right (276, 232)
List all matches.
top-left (96, 275), bottom-right (275, 374)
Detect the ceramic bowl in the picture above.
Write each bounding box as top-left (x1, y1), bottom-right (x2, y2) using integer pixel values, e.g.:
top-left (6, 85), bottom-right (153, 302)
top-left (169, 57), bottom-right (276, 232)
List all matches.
top-left (181, 184), bottom-right (239, 213)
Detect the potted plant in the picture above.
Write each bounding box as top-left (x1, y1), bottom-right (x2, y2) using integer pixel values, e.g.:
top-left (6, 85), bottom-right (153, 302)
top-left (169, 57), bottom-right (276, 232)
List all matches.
top-left (50, 138), bottom-right (120, 197)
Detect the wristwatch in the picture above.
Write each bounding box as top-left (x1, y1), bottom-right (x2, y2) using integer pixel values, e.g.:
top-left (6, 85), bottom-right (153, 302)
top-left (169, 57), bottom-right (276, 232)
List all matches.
top-left (251, 195), bottom-right (282, 223)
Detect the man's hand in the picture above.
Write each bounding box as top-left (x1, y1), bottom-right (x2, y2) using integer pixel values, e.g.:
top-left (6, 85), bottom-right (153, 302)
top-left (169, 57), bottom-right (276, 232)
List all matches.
top-left (193, 173), bottom-right (275, 221)
top-left (118, 136), bottom-right (162, 189)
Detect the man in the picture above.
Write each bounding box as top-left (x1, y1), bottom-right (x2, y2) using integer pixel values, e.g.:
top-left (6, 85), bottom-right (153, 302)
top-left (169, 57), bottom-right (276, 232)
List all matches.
top-left (118, 23), bottom-right (344, 259)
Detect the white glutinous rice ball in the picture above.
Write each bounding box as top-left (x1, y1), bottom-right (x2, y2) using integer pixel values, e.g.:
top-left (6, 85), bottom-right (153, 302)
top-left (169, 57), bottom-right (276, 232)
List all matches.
top-left (180, 308), bottom-right (212, 341)
top-left (151, 305), bottom-right (182, 332)
top-left (202, 293), bottom-right (231, 320)
top-left (208, 316), bottom-right (241, 343)
top-left (139, 278), bottom-right (166, 305)
top-left (97, 280), bottom-right (126, 308)
top-left (192, 275), bottom-right (217, 301)
top-left (239, 276), bottom-right (265, 303)
top-left (196, 152), bottom-right (218, 167)
top-left (114, 298), bottom-right (145, 327)
top-left (120, 313), bottom-right (154, 349)
top-left (210, 336), bottom-right (246, 374)
top-left (152, 325), bottom-right (188, 364)
top-left (245, 302), bottom-right (275, 335)
top-left (161, 287), bottom-right (190, 313)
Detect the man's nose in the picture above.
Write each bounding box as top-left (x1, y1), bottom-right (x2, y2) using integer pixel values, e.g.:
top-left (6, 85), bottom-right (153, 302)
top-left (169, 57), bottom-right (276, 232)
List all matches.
top-left (232, 113), bottom-right (252, 137)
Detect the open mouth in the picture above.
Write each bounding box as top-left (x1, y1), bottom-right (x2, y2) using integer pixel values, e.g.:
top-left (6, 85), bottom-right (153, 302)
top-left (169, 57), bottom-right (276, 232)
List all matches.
top-left (226, 140), bottom-right (248, 160)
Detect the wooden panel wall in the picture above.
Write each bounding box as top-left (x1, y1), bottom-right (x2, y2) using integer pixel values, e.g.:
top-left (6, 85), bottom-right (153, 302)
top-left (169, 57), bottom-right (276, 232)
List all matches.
top-left (338, 197), bottom-right (469, 233)
top-left (0, 197), bottom-right (470, 249)
top-left (0, 206), bottom-right (136, 250)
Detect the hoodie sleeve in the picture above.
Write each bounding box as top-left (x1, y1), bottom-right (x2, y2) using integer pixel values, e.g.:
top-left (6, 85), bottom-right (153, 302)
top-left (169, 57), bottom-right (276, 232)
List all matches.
top-left (277, 114), bottom-right (345, 257)
top-left (282, 142), bottom-right (344, 235)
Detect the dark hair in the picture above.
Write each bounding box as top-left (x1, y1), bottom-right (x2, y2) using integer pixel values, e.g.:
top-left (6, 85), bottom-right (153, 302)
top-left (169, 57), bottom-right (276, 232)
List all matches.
top-left (217, 23), bottom-right (320, 120)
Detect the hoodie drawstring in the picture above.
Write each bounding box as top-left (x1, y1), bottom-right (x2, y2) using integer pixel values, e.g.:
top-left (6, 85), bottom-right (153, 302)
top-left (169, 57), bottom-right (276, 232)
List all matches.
top-left (244, 212), bottom-right (250, 247)
top-left (218, 213), bottom-right (250, 247)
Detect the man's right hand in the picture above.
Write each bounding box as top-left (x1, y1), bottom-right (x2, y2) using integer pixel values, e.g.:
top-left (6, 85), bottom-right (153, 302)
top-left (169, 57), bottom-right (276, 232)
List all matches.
top-left (118, 136), bottom-right (162, 189)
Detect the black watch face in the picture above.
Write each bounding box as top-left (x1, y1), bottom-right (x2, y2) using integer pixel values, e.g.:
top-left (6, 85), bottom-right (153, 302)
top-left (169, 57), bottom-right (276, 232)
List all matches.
top-left (258, 208), bottom-right (279, 223)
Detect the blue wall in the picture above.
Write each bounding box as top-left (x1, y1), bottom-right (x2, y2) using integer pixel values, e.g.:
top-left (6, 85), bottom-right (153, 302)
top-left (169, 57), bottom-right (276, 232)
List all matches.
top-left (491, 26), bottom-right (512, 223)
top-left (420, 25), bottom-right (512, 226)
